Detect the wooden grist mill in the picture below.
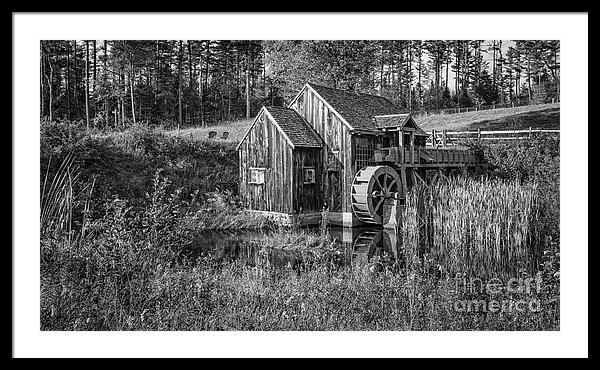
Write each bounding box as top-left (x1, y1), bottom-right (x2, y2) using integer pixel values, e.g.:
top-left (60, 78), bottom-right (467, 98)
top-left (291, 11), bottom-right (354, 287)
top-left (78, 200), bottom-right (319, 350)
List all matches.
top-left (237, 82), bottom-right (483, 228)
top-left (350, 114), bottom-right (481, 226)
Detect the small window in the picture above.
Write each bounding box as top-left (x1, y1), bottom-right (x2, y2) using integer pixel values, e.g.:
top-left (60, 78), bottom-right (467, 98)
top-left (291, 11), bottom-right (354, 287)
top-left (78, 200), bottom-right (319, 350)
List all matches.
top-left (303, 167), bottom-right (315, 184)
top-left (249, 167), bottom-right (265, 185)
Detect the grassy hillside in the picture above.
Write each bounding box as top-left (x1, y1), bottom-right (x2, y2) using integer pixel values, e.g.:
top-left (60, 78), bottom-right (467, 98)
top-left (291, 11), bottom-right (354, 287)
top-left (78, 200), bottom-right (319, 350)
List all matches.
top-left (416, 103), bottom-right (560, 131)
top-left (165, 104), bottom-right (559, 146)
top-left (165, 118), bottom-right (254, 144)
top-left (42, 122), bottom-right (239, 208)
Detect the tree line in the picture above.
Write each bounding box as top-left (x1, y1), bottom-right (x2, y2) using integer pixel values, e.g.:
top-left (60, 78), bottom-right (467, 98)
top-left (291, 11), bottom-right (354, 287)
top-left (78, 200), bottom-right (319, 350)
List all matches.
top-left (40, 40), bottom-right (560, 130)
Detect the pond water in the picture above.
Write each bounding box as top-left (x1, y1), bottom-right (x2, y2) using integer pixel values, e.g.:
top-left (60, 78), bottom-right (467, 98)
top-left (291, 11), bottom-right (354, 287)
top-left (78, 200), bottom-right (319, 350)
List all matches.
top-left (185, 226), bottom-right (406, 270)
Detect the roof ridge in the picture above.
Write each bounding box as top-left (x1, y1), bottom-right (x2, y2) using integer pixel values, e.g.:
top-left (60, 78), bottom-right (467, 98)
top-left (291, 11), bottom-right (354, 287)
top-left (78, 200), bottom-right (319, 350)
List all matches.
top-left (265, 105), bottom-right (322, 148)
top-left (307, 81), bottom-right (393, 101)
top-left (373, 113), bottom-right (411, 118)
top-left (265, 105), bottom-right (292, 110)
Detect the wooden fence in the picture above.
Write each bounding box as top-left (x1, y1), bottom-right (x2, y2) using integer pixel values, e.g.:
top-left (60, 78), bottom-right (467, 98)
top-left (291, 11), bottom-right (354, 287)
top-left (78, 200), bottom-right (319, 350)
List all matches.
top-left (415, 104), bottom-right (503, 118)
top-left (413, 99), bottom-right (559, 118)
top-left (425, 127), bottom-right (560, 147)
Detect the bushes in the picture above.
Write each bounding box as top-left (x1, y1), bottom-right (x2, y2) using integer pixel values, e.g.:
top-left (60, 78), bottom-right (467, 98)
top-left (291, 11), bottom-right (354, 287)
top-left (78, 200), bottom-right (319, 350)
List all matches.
top-left (40, 120), bottom-right (239, 211)
top-left (40, 171), bottom-right (197, 330)
top-left (473, 134), bottom-right (560, 242)
top-left (477, 134), bottom-right (559, 182)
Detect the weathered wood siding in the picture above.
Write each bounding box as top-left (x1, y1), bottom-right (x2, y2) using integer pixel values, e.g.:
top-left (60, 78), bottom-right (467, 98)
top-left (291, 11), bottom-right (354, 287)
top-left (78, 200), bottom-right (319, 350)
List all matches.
top-left (238, 110), bottom-right (293, 213)
top-left (293, 148), bottom-right (323, 213)
top-left (290, 87), bottom-right (354, 212)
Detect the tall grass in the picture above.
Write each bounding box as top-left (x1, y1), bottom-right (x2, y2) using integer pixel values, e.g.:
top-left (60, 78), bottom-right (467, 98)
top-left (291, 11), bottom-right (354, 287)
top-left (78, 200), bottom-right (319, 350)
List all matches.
top-left (401, 177), bottom-right (540, 280)
top-left (477, 134), bottom-right (560, 243)
top-left (40, 169), bottom-right (558, 331)
top-left (40, 153), bottom-right (95, 241)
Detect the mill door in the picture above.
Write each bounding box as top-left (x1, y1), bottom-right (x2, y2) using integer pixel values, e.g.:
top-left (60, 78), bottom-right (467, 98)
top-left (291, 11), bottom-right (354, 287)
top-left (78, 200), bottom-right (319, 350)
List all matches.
top-left (327, 170), bottom-right (342, 212)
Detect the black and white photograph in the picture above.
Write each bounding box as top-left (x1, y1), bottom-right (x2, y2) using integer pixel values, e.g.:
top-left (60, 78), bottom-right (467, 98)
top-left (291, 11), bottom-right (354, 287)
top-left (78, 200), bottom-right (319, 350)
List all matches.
top-left (13, 12), bottom-right (587, 358)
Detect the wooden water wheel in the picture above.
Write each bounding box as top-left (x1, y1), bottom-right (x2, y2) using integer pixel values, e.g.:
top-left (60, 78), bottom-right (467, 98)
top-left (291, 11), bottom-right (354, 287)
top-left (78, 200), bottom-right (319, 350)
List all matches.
top-left (351, 229), bottom-right (382, 264)
top-left (351, 165), bottom-right (401, 225)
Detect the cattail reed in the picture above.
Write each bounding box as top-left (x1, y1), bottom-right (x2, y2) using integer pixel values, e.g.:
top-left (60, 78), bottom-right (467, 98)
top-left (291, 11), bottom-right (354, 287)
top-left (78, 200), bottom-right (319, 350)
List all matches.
top-left (40, 153), bottom-right (80, 239)
top-left (401, 177), bottom-right (540, 280)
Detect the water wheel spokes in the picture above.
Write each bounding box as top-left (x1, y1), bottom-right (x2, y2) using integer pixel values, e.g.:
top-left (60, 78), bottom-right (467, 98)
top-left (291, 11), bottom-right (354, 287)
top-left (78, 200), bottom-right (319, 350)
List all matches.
top-left (351, 165), bottom-right (401, 225)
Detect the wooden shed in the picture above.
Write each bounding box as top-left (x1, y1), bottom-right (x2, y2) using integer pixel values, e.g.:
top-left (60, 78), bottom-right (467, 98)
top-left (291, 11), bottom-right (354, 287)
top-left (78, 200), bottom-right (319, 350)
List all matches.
top-left (237, 82), bottom-right (467, 227)
top-left (236, 105), bottom-right (323, 215)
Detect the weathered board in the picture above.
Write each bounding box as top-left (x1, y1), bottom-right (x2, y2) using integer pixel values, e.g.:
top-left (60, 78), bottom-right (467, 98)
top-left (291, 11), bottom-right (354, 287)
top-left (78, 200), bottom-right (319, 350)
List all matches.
top-left (293, 148), bottom-right (322, 213)
top-left (238, 110), bottom-right (294, 213)
top-left (290, 86), bottom-right (351, 213)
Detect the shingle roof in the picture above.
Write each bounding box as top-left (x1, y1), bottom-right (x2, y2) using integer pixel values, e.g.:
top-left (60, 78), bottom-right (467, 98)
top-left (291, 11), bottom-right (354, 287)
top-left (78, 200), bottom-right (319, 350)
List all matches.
top-left (265, 106), bottom-right (322, 148)
top-left (373, 114), bottom-right (428, 136)
top-left (307, 82), bottom-right (402, 132)
top-left (373, 113), bottom-right (411, 129)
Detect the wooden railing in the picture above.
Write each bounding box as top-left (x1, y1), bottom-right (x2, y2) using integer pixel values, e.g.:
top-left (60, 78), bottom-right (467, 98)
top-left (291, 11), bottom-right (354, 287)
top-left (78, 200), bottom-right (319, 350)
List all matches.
top-left (374, 146), bottom-right (480, 166)
top-left (426, 127), bottom-right (560, 147)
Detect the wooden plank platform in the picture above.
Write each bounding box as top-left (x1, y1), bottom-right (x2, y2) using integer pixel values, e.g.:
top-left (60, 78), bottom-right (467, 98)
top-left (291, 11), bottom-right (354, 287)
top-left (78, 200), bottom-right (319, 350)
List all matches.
top-left (374, 146), bottom-right (480, 168)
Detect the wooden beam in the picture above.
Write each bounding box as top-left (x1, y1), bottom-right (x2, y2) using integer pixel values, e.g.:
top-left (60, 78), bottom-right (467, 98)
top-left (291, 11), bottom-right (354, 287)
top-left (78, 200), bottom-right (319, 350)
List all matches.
top-left (410, 168), bottom-right (417, 187)
top-left (400, 168), bottom-right (408, 197)
top-left (410, 132), bottom-right (415, 165)
top-left (410, 163), bottom-right (479, 169)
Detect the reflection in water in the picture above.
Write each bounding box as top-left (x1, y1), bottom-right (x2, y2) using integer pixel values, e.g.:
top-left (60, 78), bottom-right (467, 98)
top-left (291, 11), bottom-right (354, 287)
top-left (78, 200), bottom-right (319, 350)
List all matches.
top-left (186, 226), bottom-right (405, 271)
top-left (329, 227), bottom-right (405, 269)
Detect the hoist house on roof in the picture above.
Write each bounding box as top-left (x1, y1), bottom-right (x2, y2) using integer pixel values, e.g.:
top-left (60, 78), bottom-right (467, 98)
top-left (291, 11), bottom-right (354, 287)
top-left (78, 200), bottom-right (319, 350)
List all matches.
top-left (236, 82), bottom-right (482, 227)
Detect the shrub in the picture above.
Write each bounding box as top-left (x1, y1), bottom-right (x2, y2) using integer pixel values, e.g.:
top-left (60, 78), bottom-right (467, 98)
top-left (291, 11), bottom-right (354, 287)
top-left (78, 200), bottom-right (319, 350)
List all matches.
top-left (473, 134), bottom-right (560, 242)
